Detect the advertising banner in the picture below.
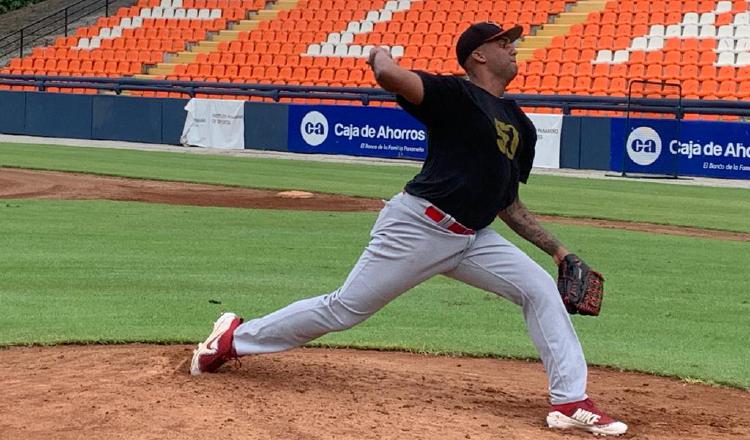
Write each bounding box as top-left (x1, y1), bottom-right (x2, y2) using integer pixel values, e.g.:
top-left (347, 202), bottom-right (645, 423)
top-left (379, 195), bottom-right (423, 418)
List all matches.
top-left (289, 105), bottom-right (564, 167)
top-left (611, 118), bottom-right (750, 179)
top-left (288, 104), bottom-right (427, 160)
top-left (527, 113), bottom-right (563, 169)
top-left (180, 98), bottom-right (245, 149)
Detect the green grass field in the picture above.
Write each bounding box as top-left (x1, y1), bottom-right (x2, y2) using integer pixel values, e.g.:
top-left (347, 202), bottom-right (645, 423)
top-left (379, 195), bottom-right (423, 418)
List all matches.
top-left (1, 143), bottom-right (749, 389)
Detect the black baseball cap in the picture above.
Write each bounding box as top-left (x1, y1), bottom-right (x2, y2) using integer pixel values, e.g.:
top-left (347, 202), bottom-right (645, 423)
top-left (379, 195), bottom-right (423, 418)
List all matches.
top-left (456, 22), bottom-right (524, 67)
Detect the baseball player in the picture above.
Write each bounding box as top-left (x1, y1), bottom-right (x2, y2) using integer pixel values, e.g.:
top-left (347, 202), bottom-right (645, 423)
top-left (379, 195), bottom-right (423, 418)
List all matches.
top-left (191, 22), bottom-right (628, 436)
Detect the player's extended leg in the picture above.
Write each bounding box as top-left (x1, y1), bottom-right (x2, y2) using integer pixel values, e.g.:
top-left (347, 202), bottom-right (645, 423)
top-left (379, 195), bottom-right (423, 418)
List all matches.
top-left (443, 228), bottom-right (627, 436)
top-left (231, 192), bottom-right (474, 355)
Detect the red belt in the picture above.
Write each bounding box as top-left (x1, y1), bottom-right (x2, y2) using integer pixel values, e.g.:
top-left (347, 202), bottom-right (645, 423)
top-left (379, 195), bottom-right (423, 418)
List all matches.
top-left (424, 206), bottom-right (476, 235)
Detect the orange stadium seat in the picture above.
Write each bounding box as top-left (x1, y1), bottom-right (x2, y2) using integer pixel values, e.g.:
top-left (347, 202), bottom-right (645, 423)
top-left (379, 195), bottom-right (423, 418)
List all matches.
top-left (4, 0), bottom-right (750, 108)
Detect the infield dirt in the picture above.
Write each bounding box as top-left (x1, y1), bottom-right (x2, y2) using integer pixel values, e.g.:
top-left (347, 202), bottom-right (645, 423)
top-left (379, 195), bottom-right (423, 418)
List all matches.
top-left (1, 167), bottom-right (748, 440)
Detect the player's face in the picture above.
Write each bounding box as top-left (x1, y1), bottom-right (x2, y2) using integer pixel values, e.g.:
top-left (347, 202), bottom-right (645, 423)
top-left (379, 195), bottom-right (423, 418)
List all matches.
top-left (480, 37), bottom-right (518, 81)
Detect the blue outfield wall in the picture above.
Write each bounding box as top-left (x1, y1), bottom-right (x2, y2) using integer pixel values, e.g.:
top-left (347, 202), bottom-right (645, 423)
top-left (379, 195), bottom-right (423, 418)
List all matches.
top-left (2, 90), bottom-right (749, 179)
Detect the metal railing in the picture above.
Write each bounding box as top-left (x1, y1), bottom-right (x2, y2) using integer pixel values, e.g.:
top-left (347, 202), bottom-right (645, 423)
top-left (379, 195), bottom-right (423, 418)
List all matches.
top-left (1, 74), bottom-right (750, 118)
top-left (0, 0), bottom-right (112, 59)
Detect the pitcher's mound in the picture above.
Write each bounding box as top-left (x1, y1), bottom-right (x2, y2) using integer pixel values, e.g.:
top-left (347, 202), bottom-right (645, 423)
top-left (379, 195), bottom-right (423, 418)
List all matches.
top-left (0, 345), bottom-right (747, 440)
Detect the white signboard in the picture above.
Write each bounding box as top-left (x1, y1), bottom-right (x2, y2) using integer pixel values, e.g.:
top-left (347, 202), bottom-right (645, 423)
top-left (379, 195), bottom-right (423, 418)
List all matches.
top-left (180, 98), bottom-right (245, 149)
top-left (528, 113), bottom-right (563, 169)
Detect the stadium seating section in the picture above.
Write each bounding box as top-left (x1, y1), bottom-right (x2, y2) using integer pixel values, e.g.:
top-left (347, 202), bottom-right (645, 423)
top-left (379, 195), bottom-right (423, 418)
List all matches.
top-left (2, 0), bottom-right (750, 111)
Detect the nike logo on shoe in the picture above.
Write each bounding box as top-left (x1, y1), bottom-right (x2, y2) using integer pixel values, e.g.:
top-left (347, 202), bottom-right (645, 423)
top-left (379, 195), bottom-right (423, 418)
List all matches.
top-left (571, 408), bottom-right (601, 425)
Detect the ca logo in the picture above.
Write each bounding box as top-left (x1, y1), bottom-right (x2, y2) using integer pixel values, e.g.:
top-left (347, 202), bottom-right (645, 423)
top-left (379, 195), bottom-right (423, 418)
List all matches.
top-left (300, 111), bottom-right (328, 146)
top-left (626, 127), bottom-right (662, 166)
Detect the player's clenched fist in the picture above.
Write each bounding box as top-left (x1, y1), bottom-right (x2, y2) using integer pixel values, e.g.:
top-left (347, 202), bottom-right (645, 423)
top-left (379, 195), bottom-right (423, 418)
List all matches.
top-left (367, 46), bottom-right (392, 68)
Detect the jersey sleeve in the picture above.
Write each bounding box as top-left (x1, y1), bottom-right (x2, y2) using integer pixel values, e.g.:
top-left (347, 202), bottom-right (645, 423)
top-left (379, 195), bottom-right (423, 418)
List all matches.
top-left (396, 71), bottom-right (465, 126)
top-left (515, 106), bottom-right (537, 184)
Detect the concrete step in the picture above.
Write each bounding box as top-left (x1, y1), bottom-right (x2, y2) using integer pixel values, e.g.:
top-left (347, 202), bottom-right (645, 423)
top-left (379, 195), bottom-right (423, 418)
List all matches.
top-left (518, 36), bottom-right (554, 49)
top-left (535, 24), bottom-right (575, 37)
top-left (516, 48), bottom-right (536, 61)
top-left (214, 30), bottom-right (243, 41)
top-left (233, 20), bottom-right (259, 31)
top-left (147, 66), bottom-right (175, 75)
top-left (553, 12), bottom-right (589, 24)
top-left (570, 0), bottom-right (608, 13)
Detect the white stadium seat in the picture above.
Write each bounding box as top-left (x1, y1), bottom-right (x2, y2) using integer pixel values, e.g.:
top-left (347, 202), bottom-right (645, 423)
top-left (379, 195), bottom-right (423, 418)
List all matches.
top-left (209, 8), bottom-right (221, 19)
top-left (89, 36), bottom-right (101, 49)
top-left (119, 17), bottom-right (132, 28)
top-left (716, 0), bottom-right (732, 13)
top-left (396, 0), bottom-right (411, 11)
top-left (699, 13), bottom-right (715, 25)
top-left (613, 50), bottom-right (629, 63)
top-left (140, 7), bottom-right (152, 17)
top-left (717, 38), bottom-right (735, 52)
top-left (682, 24), bottom-right (699, 38)
top-left (683, 12), bottom-right (699, 24)
top-left (340, 32), bottom-right (354, 45)
top-left (736, 25), bottom-right (750, 38)
top-left (647, 37), bottom-right (664, 51)
top-left (649, 24), bottom-right (665, 37)
top-left (110, 26), bottom-right (122, 38)
top-left (717, 25), bottom-right (734, 38)
top-left (77, 37), bottom-right (90, 49)
top-left (99, 27), bottom-right (111, 38)
top-left (334, 44), bottom-right (348, 56)
top-left (174, 8), bottom-right (186, 18)
top-left (735, 38), bottom-right (750, 52)
top-left (320, 43), bottom-right (335, 56)
top-left (198, 8), bottom-right (210, 19)
top-left (737, 52), bottom-right (750, 65)
top-left (347, 45), bottom-right (362, 57)
top-left (359, 21), bottom-right (373, 33)
top-left (186, 8), bottom-right (198, 19)
top-left (160, 0), bottom-right (171, 7)
top-left (151, 7), bottom-right (164, 18)
top-left (391, 45), bottom-right (404, 57)
top-left (172, 0), bottom-right (182, 7)
top-left (716, 51), bottom-right (736, 66)
top-left (361, 45), bottom-right (374, 58)
top-left (163, 7), bottom-right (175, 18)
top-left (306, 44), bottom-right (321, 56)
top-left (378, 10), bottom-right (392, 21)
top-left (593, 49), bottom-right (612, 63)
top-left (365, 11), bottom-right (379, 21)
top-left (665, 24), bottom-right (681, 37)
top-left (736, 12), bottom-right (750, 25)
top-left (327, 33), bottom-right (341, 44)
top-left (631, 37), bottom-right (647, 50)
top-left (131, 16), bottom-right (143, 27)
top-left (384, 0), bottom-right (398, 11)
top-left (699, 25), bottom-right (716, 38)
top-left (346, 22), bottom-right (361, 33)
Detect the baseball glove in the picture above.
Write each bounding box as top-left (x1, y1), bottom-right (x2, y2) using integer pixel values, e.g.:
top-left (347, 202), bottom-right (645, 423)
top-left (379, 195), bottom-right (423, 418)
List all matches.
top-left (557, 254), bottom-right (604, 316)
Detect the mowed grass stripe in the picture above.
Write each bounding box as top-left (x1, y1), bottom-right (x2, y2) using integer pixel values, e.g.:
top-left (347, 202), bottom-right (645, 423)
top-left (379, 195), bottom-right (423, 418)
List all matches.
top-left (1, 200), bottom-right (748, 388)
top-left (2, 142), bottom-right (749, 233)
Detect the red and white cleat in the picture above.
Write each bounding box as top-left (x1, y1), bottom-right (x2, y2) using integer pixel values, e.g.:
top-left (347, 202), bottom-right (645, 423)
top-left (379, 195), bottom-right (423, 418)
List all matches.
top-left (190, 312), bottom-right (243, 376)
top-left (547, 398), bottom-right (628, 436)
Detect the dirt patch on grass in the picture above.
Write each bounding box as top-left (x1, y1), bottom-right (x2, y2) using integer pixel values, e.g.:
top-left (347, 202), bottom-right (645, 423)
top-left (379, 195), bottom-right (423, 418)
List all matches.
top-left (1, 167), bottom-right (747, 241)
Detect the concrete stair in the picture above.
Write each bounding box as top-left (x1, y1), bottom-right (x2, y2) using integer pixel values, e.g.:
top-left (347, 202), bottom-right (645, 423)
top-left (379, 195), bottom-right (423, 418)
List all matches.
top-left (516, 0), bottom-right (608, 60)
top-left (146, 0), bottom-right (301, 76)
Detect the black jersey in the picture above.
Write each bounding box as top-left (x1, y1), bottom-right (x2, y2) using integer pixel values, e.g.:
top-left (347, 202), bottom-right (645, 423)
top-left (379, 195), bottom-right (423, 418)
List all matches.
top-left (397, 71), bottom-right (536, 230)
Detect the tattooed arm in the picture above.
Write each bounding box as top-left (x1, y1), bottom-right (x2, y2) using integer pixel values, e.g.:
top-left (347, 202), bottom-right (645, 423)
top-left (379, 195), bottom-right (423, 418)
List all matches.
top-left (498, 196), bottom-right (569, 265)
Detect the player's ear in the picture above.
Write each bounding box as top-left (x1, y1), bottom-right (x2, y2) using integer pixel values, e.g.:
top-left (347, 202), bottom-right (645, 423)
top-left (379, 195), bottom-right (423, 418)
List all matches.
top-left (470, 48), bottom-right (487, 65)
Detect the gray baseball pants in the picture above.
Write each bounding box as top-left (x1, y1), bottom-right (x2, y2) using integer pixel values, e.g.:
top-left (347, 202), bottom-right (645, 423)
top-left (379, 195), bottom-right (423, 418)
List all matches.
top-left (233, 192), bottom-right (588, 404)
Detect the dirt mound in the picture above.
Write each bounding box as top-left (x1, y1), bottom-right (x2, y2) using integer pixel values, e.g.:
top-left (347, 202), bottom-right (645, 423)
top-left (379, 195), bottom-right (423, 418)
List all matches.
top-left (1, 345), bottom-right (748, 440)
